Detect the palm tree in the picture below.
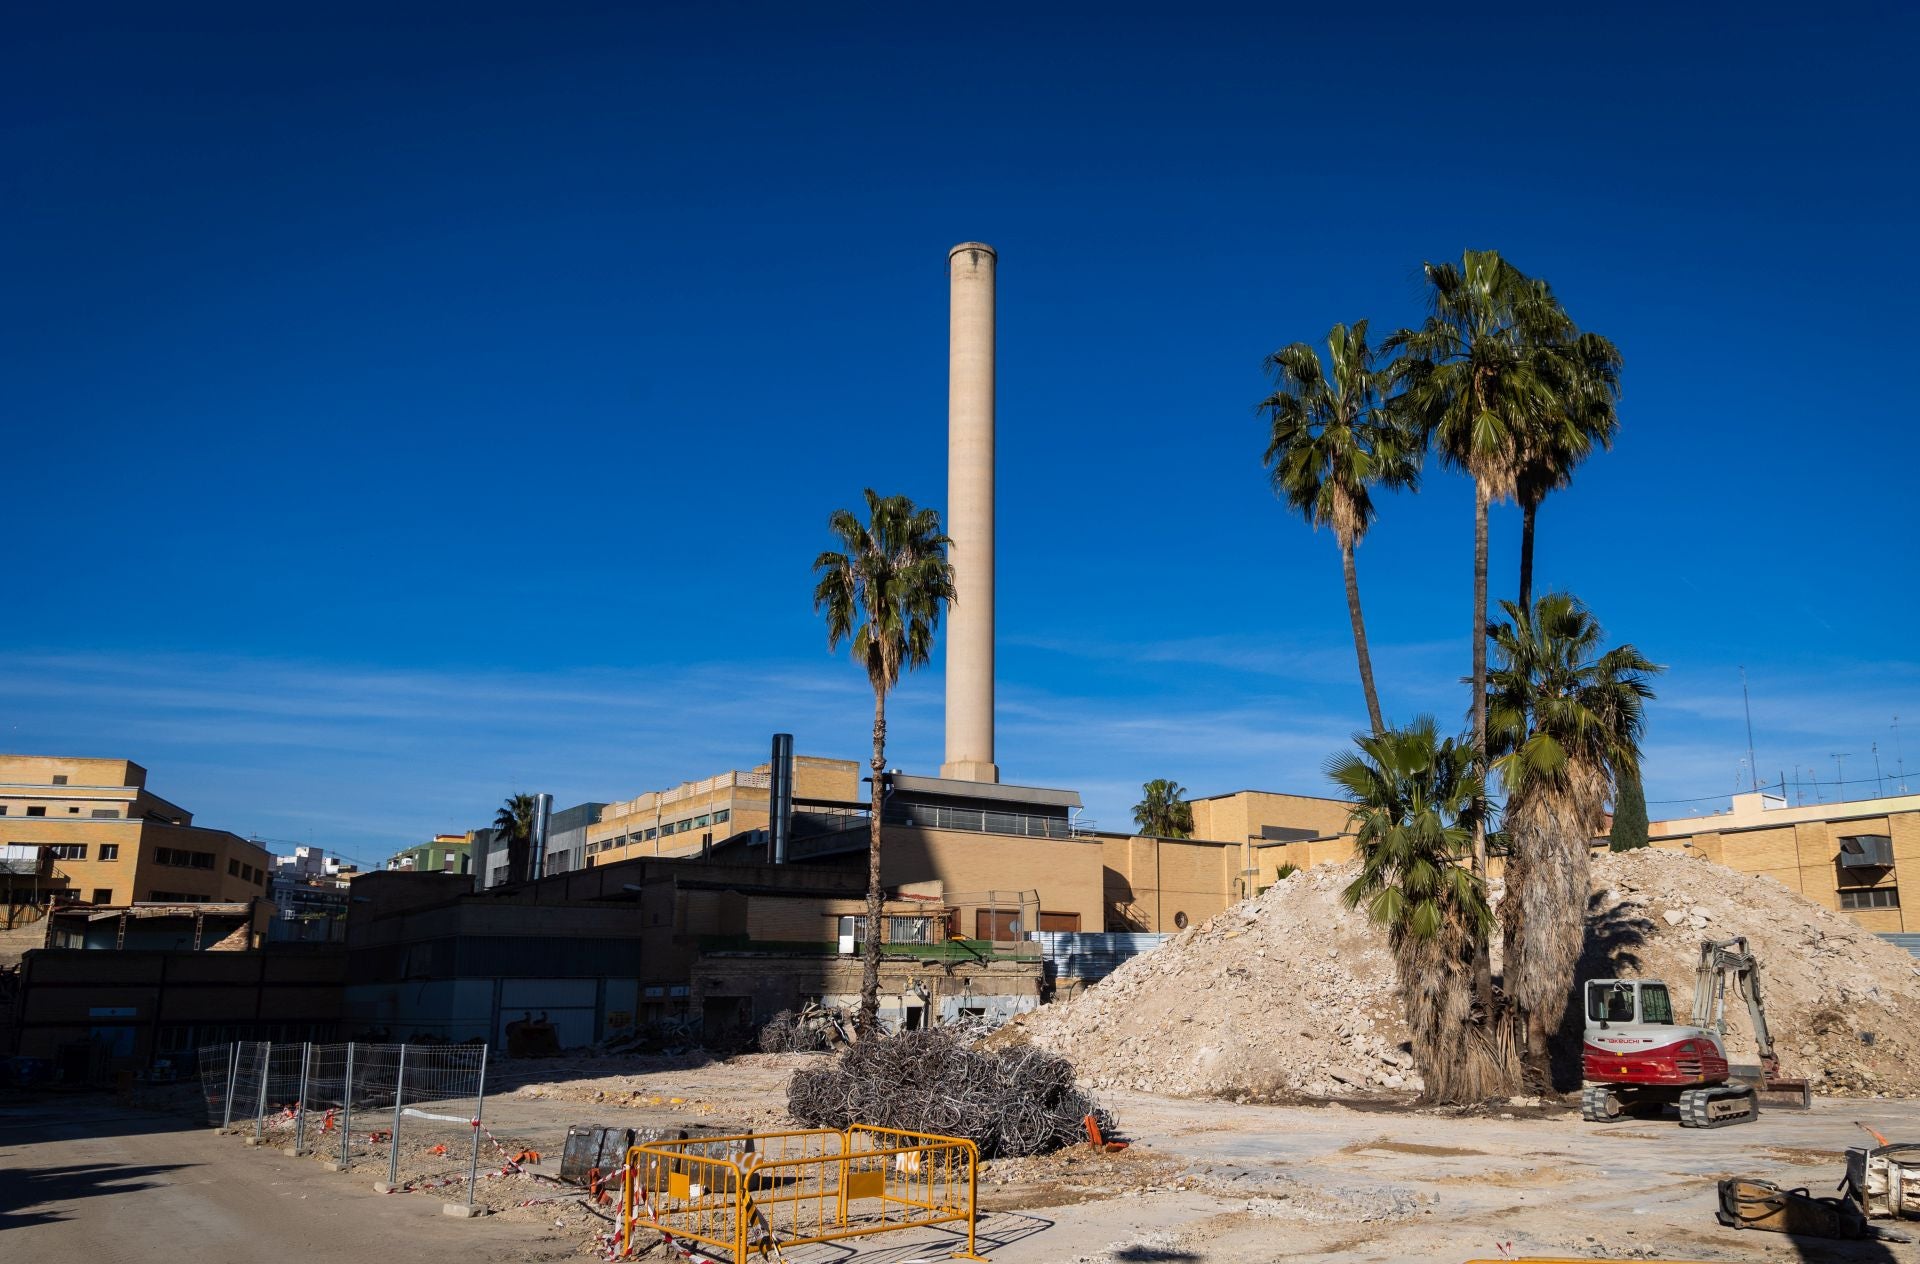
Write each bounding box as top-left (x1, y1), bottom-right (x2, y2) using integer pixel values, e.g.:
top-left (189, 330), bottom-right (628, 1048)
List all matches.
top-left (814, 489), bottom-right (954, 1035)
top-left (1261, 321), bottom-right (1421, 733)
top-left (1131, 779), bottom-right (1194, 838)
top-left (1515, 324), bottom-right (1623, 609)
top-left (1387, 251), bottom-right (1573, 885)
top-left (1329, 718), bottom-right (1516, 1102)
top-left (493, 793), bottom-right (538, 885)
top-left (1488, 593), bottom-right (1660, 1088)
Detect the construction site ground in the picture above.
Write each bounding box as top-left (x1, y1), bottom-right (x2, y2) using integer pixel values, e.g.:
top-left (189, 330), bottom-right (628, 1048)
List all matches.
top-left (6, 1056), bottom-right (1917, 1263)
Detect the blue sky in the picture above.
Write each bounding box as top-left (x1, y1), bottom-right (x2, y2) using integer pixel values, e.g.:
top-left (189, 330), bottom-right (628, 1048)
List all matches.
top-left (5, 3), bottom-right (1917, 867)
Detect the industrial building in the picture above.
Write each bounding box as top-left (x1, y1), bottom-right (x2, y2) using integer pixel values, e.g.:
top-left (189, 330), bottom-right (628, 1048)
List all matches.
top-left (7, 899), bottom-right (344, 1074)
top-left (583, 756), bottom-right (861, 867)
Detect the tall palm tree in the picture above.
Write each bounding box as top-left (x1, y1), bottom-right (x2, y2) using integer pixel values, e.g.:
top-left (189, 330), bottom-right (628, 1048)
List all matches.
top-left (1387, 251), bottom-right (1573, 885)
top-left (1261, 321), bottom-right (1421, 733)
top-left (493, 793), bottom-right (538, 885)
top-left (1515, 324), bottom-right (1623, 609)
top-left (814, 488), bottom-right (954, 1035)
top-left (1329, 718), bottom-right (1516, 1102)
top-left (1131, 779), bottom-right (1194, 838)
top-left (1488, 593), bottom-right (1660, 1088)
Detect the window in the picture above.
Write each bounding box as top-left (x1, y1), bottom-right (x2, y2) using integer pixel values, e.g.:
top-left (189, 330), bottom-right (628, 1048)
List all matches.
top-left (26, 806), bottom-right (46, 817)
top-left (1588, 982), bottom-right (1636, 1023)
top-left (241, 864), bottom-right (253, 881)
top-left (90, 809), bottom-right (117, 818)
top-left (253, 871), bottom-right (264, 887)
top-left (1840, 888), bottom-right (1901, 910)
top-left (229, 859), bottom-right (241, 876)
top-left (644, 828), bottom-right (658, 841)
top-left (0, 806), bottom-right (6, 815)
top-left (46, 843), bottom-right (87, 860)
top-left (693, 814), bottom-right (710, 828)
top-left (714, 809), bottom-right (730, 824)
top-left (1639, 983), bottom-right (1675, 1024)
top-left (52, 775), bottom-right (68, 785)
top-left (155, 847), bottom-right (215, 869)
top-left (91, 888), bottom-right (112, 904)
top-left (68, 806), bottom-right (80, 813)
top-left (99, 844), bottom-right (119, 861)
top-left (888, 916), bottom-right (932, 944)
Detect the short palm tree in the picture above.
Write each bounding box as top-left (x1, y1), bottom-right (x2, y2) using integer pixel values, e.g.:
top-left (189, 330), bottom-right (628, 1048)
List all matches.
top-left (493, 793), bottom-right (538, 885)
top-left (1387, 251), bottom-right (1573, 883)
top-left (814, 489), bottom-right (954, 1035)
top-left (1515, 324), bottom-right (1622, 609)
top-left (1131, 779), bottom-right (1194, 838)
top-left (1261, 321), bottom-right (1421, 733)
top-left (1488, 593), bottom-right (1660, 1088)
top-left (1329, 718), bottom-right (1516, 1102)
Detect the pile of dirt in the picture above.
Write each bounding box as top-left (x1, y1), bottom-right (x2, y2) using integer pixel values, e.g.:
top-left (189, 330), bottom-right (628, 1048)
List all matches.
top-left (1015, 848), bottom-right (1920, 1100)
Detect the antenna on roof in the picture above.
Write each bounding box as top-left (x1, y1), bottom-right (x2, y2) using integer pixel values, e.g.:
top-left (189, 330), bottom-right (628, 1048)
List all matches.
top-left (1739, 667), bottom-right (1760, 793)
top-left (1895, 716), bottom-right (1909, 794)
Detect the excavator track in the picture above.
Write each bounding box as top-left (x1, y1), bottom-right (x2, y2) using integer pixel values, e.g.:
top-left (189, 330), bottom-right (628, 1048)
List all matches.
top-left (1679, 1084), bottom-right (1757, 1128)
top-left (1580, 1085), bottom-right (1621, 1122)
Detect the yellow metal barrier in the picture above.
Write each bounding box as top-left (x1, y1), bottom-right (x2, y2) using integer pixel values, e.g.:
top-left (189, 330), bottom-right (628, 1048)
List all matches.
top-left (623, 1125), bottom-right (986, 1261)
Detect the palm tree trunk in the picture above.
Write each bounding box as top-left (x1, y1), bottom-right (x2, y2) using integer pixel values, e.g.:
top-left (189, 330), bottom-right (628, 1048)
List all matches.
top-left (1471, 480), bottom-right (1490, 879)
top-left (1518, 497), bottom-right (1538, 611)
top-left (858, 686), bottom-right (887, 1036)
top-left (1342, 540), bottom-right (1385, 734)
top-left (1471, 479), bottom-right (1493, 1012)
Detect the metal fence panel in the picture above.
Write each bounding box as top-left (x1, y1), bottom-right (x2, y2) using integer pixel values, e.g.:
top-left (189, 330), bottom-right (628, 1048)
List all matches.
top-left (196, 1040), bottom-right (498, 1203)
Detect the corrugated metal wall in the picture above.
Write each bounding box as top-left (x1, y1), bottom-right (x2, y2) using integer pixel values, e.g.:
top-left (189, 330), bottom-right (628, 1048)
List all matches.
top-left (1031, 931), bottom-right (1168, 984)
top-left (1884, 932), bottom-right (1920, 960)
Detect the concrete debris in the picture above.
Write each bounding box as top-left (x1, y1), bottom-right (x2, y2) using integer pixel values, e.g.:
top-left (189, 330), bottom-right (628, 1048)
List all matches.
top-left (1016, 849), bottom-right (1920, 1100)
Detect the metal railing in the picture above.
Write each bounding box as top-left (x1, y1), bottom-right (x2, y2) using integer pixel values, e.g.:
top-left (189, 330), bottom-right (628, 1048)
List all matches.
top-left (888, 804), bottom-right (1074, 839)
top-left (621, 1126), bottom-right (985, 1260)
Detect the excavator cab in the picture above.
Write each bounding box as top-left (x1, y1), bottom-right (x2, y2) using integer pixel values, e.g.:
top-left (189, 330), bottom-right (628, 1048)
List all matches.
top-left (1586, 980), bottom-right (1674, 1027)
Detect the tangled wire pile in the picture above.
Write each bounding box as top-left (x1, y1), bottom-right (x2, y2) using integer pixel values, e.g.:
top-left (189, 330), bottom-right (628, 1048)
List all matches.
top-left (756, 1008), bottom-right (846, 1053)
top-left (786, 1029), bottom-right (1113, 1159)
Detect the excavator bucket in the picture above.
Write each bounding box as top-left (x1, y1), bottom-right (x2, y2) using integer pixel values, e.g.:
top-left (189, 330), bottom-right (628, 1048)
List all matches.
top-left (1758, 1078), bottom-right (1812, 1109)
top-left (1733, 1065), bottom-right (1812, 1109)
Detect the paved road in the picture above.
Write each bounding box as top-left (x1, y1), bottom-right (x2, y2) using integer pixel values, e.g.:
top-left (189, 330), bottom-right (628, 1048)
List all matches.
top-left (0, 1098), bottom-right (560, 1264)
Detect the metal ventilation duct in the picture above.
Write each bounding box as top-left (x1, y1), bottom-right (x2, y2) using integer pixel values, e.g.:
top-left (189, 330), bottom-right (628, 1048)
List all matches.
top-left (769, 733), bottom-right (795, 864)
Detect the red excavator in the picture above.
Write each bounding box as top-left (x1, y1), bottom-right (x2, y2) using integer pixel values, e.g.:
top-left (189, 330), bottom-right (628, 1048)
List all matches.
top-left (1581, 936), bottom-right (1811, 1128)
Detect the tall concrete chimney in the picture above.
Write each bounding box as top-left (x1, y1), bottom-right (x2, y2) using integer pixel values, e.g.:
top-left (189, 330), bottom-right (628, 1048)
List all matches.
top-left (942, 242), bottom-right (999, 783)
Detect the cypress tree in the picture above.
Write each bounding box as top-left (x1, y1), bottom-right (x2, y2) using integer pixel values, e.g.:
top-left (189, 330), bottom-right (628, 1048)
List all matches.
top-left (1608, 770), bottom-right (1650, 851)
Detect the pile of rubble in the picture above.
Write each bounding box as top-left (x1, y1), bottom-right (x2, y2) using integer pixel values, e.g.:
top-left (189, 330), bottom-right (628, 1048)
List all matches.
top-left (1016, 863), bottom-right (1410, 1099)
top-left (1016, 848), bottom-right (1920, 1100)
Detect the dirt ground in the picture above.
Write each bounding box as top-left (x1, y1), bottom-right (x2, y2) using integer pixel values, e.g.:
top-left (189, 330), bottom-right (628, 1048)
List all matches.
top-left (6, 1058), bottom-right (1919, 1263)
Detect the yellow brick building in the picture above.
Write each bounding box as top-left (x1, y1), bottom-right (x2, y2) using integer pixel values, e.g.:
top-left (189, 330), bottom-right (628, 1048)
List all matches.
top-left (1648, 791), bottom-right (1915, 932)
top-left (586, 755), bottom-right (861, 864)
top-left (0, 755), bottom-right (274, 908)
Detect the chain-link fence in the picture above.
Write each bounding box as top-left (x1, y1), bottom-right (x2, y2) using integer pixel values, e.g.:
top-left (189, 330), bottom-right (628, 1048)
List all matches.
top-left (200, 1040), bottom-right (501, 1207)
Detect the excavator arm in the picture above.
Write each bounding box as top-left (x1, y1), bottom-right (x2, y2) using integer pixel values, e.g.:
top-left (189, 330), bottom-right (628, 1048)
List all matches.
top-left (1693, 936), bottom-right (1807, 1106)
